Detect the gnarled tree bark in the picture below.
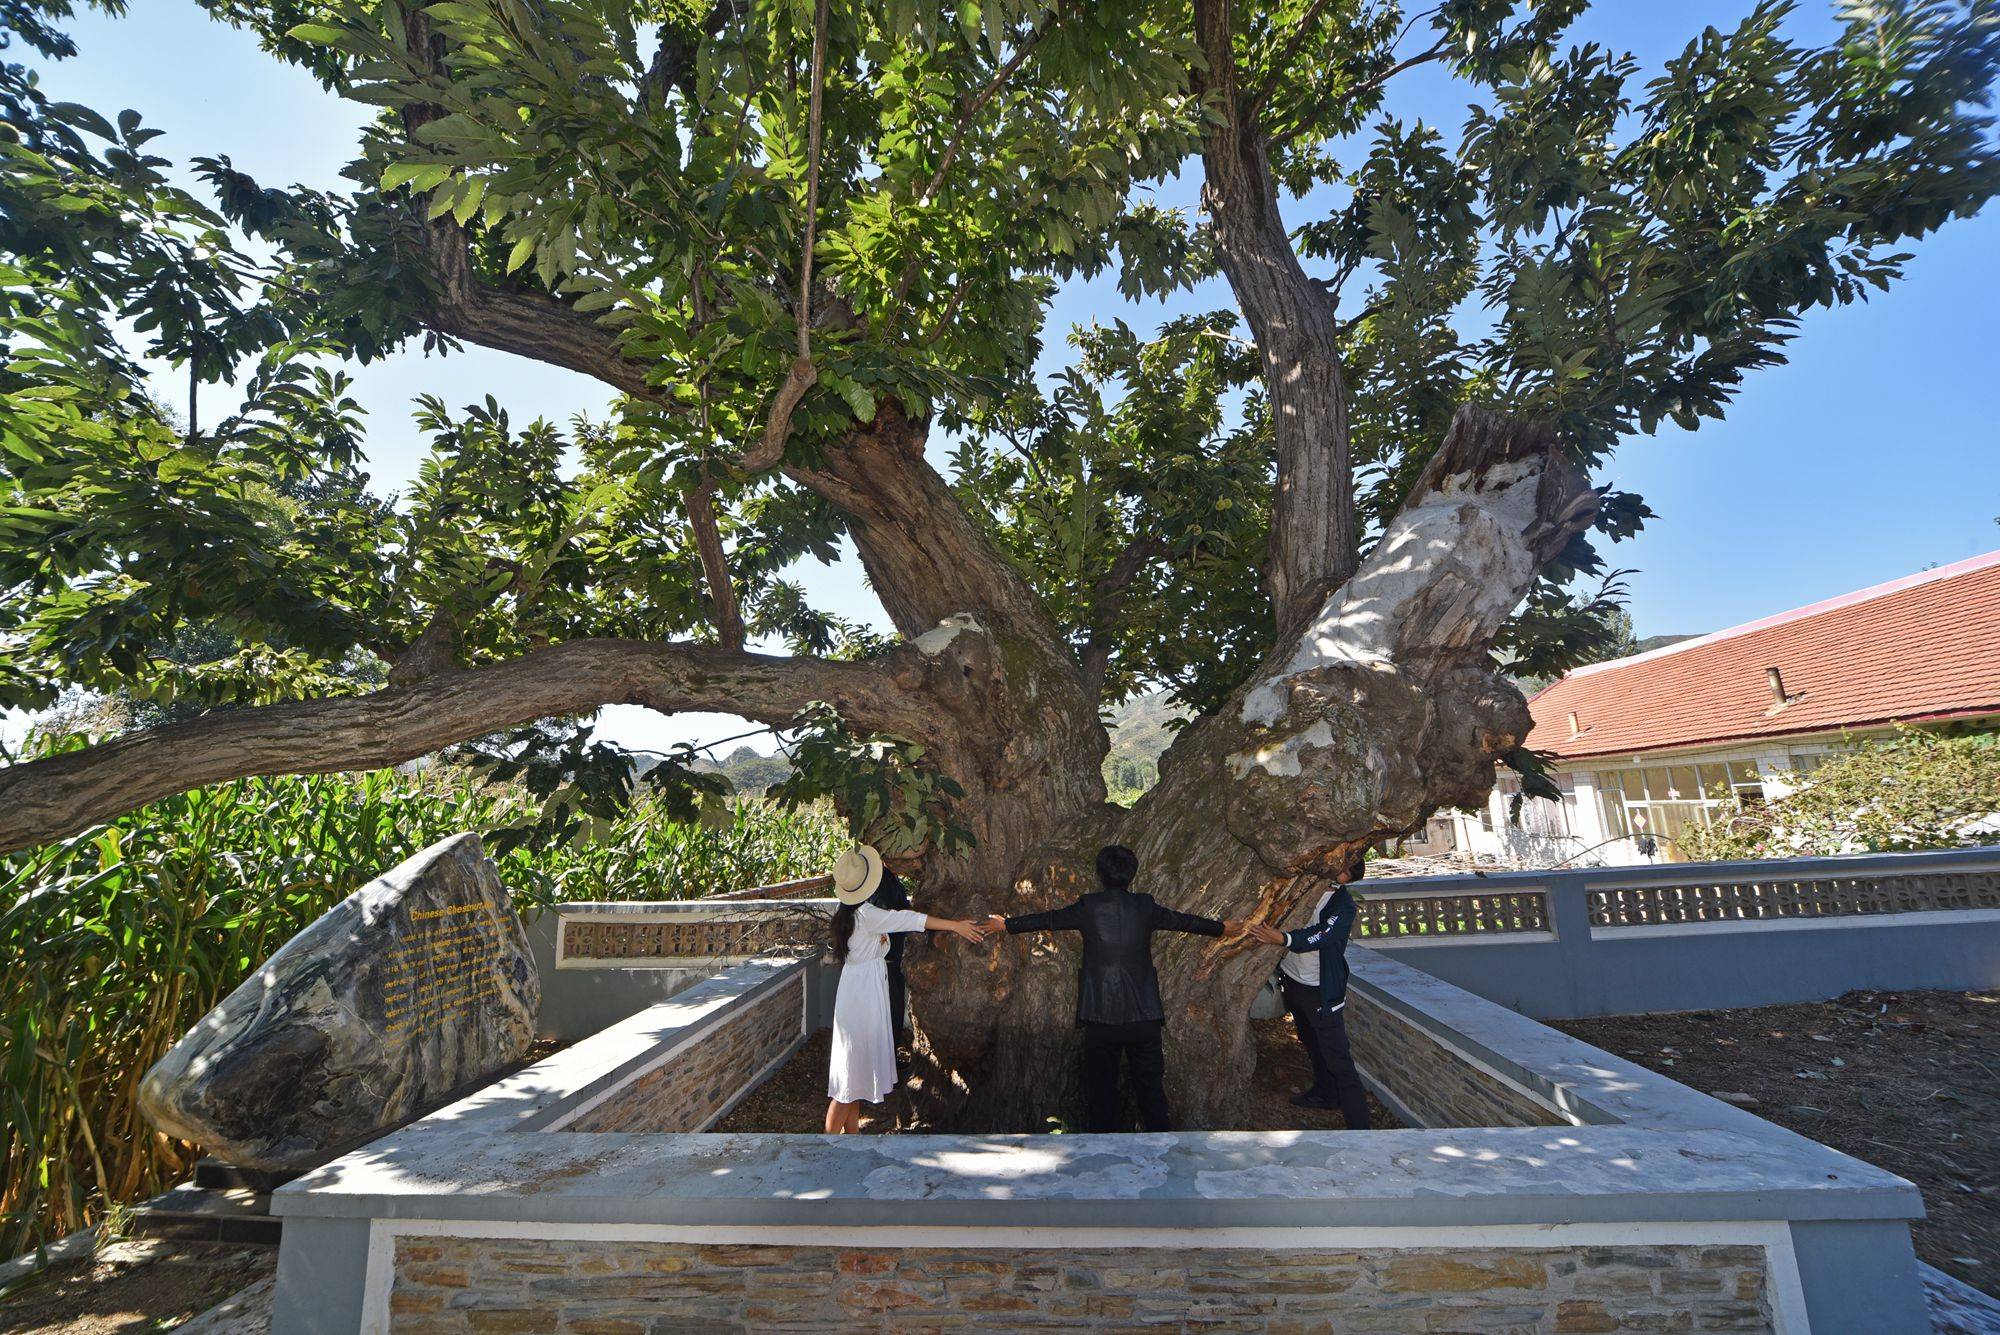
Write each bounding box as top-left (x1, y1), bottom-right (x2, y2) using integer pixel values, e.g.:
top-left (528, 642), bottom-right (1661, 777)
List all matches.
top-left (903, 406), bottom-right (1598, 1129)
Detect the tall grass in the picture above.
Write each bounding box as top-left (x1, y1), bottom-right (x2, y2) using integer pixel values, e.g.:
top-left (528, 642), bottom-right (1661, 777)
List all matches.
top-left (0, 764), bottom-right (845, 1258)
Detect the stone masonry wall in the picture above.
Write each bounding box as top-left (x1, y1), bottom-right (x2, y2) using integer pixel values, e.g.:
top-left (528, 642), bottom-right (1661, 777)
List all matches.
top-left (560, 973), bottom-right (802, 1133)
top-left (387, 1236), bottom-right (1774, 1333)
top-left (1345, 989), bottom-right (1564, 1128)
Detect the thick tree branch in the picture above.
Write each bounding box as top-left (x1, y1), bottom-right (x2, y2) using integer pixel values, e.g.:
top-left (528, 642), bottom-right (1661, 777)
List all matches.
top-left (408, 215), bottom-right (663, 403)
top-left (1178, 403), bottom-right (1600, 877)
top-left (782, 404), bottom-right (1061, 647)
top-left (686, 481), bottom-right (746, 651)
top-left (0, 639), bottom-right (947, 856)
top-left (386, 609), bottom-right (460, 687)
top-left (395, 4), bottom-right (664, 406)
top-left (1080, 534), bottom-right (1167, 694)
top-left (1191, 0), bottom-right (1355, 642)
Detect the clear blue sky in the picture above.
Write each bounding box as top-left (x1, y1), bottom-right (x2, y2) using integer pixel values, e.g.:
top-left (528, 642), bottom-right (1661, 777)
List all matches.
top-left (35, 2), bottom-right (2000, 755)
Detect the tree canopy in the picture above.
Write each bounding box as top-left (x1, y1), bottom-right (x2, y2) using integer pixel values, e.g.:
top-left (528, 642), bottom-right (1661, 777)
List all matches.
top-left (3, 0), bottom-right (1996, 848)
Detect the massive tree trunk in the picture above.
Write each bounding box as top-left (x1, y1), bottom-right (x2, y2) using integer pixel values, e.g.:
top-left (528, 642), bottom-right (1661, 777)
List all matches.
top-left (899, 406), bottom-right (1598, 1130)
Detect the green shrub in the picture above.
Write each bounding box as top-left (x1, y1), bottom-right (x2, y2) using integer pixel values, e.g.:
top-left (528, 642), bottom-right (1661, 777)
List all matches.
top-left (1681, 729), bottom-right (2000, 861)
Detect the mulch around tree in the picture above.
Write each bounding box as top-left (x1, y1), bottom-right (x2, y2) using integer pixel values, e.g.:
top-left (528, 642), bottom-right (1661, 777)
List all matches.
top-left (0, 1239), bottom-right (273, 1335)
top-left (712, 1017), bottom-right (1400, 1134)
top-left (1554, 989), bottom-right (2000, 1298)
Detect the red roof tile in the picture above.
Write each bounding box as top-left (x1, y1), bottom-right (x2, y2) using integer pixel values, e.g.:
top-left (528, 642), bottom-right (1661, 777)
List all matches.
top-left (1528, 550), bottom-right (2000, 760)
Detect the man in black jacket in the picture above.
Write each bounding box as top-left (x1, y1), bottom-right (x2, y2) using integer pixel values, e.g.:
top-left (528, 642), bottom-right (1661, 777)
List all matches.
top-left (987, 845), bottom-right (1244, 1132)
top-left (1248, 858), bottom-right (1370, 1128)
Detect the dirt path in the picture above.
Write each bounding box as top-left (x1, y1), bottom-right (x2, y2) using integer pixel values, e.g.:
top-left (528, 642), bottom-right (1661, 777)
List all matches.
top-left (0, 1240), bottom-right (273, 1335)
top-left (1556, 989), bottom-right (2000, 1298)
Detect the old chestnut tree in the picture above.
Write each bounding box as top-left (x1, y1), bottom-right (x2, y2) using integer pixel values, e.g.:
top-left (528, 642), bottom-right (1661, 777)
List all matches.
top-left (3, 0), bottom-right (1995, 1124)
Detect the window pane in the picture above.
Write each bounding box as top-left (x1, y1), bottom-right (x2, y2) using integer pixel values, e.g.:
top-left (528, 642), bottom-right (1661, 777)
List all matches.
top-left (1598, 791), bottom-right (1629, 838)
top-left (1667, 766), bottom-right (1699, 801)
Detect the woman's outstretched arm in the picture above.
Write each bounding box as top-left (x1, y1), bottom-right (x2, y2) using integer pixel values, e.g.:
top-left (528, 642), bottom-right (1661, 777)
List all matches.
top-left (924, 915), bottom-right (989, 943)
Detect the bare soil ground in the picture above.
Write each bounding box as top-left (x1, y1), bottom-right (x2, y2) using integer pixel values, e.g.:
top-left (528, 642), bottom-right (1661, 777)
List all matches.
top-left (1555, 989), bottom-right (2000, 1298)
top-left (0, 1240), bottom-right (273, 1335)
top-left (713, 1016), bottom-right (1400, 1133)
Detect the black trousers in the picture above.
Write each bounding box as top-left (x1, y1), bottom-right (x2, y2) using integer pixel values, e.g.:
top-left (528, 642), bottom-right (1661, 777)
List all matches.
top-left (1280, 974), bottom-right (1371, 1129)
top-left (1081, 1019), bottom-right (1170, 1132)
top-left (887, 958), bottom-right (908, 1040)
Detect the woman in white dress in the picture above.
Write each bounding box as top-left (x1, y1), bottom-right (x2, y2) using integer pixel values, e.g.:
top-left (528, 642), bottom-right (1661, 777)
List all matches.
top-left (824, 844), bottom-right (986, 1134)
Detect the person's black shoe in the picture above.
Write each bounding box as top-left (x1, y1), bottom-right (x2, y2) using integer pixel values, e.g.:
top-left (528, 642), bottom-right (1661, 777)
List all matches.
top-left (1290, 1090), bottom-right (1335, 1109)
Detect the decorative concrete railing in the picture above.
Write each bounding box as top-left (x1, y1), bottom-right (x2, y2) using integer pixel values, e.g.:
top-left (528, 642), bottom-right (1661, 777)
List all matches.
top-left (552, 897), bottom-right (833, 966)
top-left (1355, 884), bottom-right (1550, 938)
top-left (1359, 843), bottom-right (2000, 940)
top-left (1357, 844), bottom-right (2000, 1018)
top-left (269, 944), bottom-right (1933, 1334)
top-left (1587, 860), bottom-right (2000, 926)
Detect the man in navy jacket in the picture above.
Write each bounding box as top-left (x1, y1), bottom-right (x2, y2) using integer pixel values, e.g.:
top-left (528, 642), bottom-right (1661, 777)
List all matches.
top-left (1250, 858), bottom-right (1371, 1128)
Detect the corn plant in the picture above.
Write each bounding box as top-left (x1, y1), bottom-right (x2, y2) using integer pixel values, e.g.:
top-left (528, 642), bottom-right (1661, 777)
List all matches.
top-left (0, 759), bottom-right (845, 1257)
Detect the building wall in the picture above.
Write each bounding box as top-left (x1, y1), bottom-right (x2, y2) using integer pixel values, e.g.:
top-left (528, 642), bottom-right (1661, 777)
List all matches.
top-left (1455, 728), bottom-right (1914, 868)
top-left (384, 1234), bottom-right (1774, 1334)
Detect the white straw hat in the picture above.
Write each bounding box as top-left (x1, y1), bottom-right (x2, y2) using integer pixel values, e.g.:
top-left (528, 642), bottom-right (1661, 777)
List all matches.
top-left (831, 844), bottom-right (885, 905)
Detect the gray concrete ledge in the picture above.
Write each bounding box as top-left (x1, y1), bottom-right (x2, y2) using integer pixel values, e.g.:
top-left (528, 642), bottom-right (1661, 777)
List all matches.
top-left (271, 1122), bottom-right (1916, 1230)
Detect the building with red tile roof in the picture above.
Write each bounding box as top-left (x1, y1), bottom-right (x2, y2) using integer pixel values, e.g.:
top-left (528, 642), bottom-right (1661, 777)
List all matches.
top-left (1419, 551), bottom-right (2000, 866)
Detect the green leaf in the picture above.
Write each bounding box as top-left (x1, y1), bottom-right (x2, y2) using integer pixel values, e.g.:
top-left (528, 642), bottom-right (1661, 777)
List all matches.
top-left (284, 23), bottom-right (354, 49)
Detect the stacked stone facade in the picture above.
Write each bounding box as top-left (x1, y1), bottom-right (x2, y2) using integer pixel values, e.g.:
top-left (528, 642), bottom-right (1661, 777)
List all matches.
top-left (560, 974), bottom-right (802, 1133)
top-left (387, 1236), bottom-right (1774, 1333)
top-left (1346, 990), bottom-right (1563, 1128)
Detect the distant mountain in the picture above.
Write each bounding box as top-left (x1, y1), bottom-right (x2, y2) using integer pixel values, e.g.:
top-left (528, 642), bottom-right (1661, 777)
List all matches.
top-left (690, 745), bottom-right (794, 794)
top-left (1102, 690), bottom-right (1190, 804)
top-left (638, 691), bottom-right (1195, 803)
top-left (634, 744), bottom-right (793, 794)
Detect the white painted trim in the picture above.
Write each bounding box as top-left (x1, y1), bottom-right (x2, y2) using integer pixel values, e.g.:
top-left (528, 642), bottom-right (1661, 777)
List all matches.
top-left (356, 1217), bottom-right (1809, 1335)
top-left (1367, 929), bottom-right (1557, 950)
top-left (1591, 906), bottom-right (2000, 941)
top-left (539, 971), bottom-right (804, 1132)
